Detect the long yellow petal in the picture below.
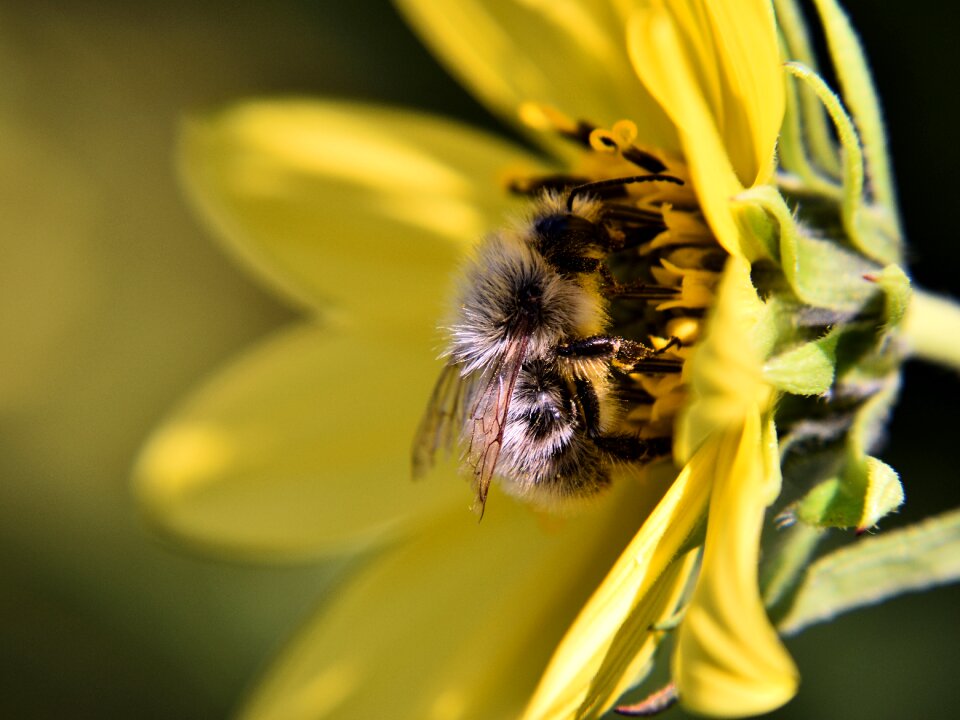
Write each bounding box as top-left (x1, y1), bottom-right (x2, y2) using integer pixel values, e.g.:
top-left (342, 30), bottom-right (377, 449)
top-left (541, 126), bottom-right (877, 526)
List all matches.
top-left (673, 413), bottom-right (799, 717)
top-left (676, 257), bottom-right (770, 462)
top-left (628, 0), bottom-right (784, 259)
top-left (523, 451), bottom-right (714, 720)
top-left (703, 0), bottom-right (784, 185)
top-left (396, 0), bottom-right (678, 154)
top-left (179, 99), bottom-right (544, 325)
top-left (133, 322), bottom-right (465, 561)
top-left (239, 479), bottom-right (656, 720)
top-left (629, 0), bottom-right (782, 185)
top-left (627, 5), bottom-right (743, 258)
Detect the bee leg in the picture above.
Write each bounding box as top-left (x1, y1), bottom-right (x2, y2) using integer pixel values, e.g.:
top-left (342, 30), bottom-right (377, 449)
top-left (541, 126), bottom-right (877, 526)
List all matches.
top-left (556, 336), bottom-right (684, 374)
top-left (571, 377), bottom-right (604, 437)
top-left (570, 379), bottom-right (672, 462)
top-left (597, 265), bottom-right (678, 300)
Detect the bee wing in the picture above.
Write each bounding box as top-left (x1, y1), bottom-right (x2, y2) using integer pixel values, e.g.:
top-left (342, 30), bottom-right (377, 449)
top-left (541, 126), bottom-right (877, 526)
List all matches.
top-left (411, 361), bottom-right (470, 479)
top-left (467, 336), bottom-right (530, 514)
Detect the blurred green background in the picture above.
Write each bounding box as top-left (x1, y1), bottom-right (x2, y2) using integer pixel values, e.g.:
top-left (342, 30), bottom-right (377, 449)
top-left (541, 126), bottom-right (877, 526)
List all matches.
top-left (1, 2), bottom-right (957, 718)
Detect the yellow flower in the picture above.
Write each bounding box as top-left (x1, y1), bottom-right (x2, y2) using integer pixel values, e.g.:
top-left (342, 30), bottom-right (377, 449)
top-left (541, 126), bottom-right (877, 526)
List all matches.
top-left (134, 0), bottom-right (913, 718)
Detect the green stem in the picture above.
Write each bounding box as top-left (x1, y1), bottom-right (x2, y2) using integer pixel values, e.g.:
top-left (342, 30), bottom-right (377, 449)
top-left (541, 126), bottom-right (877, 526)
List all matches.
top-left (904, 290), bottom-right (960, 371)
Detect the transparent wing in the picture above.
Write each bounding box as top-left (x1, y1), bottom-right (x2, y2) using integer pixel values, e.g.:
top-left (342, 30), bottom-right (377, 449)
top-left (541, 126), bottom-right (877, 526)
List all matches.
top-left (411, 361), bottom-right (469, 479)
top-left (467, 336), bottom-right (529, 514)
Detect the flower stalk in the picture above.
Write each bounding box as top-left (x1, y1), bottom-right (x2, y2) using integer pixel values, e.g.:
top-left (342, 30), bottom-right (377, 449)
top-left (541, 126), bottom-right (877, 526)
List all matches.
top-left (904, 290), bottom-right (960, 371)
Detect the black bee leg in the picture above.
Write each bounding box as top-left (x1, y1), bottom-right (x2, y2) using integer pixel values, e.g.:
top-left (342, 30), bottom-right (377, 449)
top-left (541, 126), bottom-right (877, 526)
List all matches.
top-left (556, 336), bottom-right (683, 374)
top-left (617, 336), bottom-right (684, 373)
top-left (656, 335), bottom-right (683, 354)
top-left (592, 434), bottom-right (672, 462)
top-left (566, 175), bottom-right (683, 211)
top-left (570, 379), bottom-right (673, 466)
top-left (597, 265), bottom-right (679, 300)
top-left (572, 377), bottom-right (603, 437)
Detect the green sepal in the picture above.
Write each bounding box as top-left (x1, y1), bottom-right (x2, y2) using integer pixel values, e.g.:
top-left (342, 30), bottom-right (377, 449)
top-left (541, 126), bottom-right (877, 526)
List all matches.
top-left (810, 0), bottom-right (901, 231)
top-left (857, 456), bottom-right (904, 531)
top-left (735, 185), bottom-right (878, 313)
top-left (793, 374), bottom-right (903, 532)
top-left (773, 0), bottom-right (842, 177)
top-left (794, 374), bottom-right (903, 532)
top-left (778, 507), bottom-right (960, 636)
top-left (763, 328), bottom-right (840, 396)
top-left (794, 477), bottom-right (850, 528)
top-left (776, 54), bottom-right (843, 198)
top-left (875, 263), bottom-right (911, 328)
top-left (785, 62), bottom-right (899, 266)
top-left (731, 192), bottom-right (780, 263)
top-left (795, 453), bottom-right (903, 531)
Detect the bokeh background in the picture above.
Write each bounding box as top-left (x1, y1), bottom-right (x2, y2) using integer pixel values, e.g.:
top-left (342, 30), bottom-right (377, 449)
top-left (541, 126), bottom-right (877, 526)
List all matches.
top-left (1, 1), bottom-right (957, 718)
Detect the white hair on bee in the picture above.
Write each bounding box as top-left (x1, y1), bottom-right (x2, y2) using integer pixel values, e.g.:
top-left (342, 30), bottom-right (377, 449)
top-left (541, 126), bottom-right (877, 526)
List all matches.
top-left (490, 356), bottom-right (622, 509)
top-left (446, 227), bottom-right (607, 375)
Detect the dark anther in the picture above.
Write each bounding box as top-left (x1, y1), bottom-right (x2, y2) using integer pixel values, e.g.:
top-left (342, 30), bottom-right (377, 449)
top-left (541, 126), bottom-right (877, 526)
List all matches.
top-left (567, 175), bottom-right (684, 212)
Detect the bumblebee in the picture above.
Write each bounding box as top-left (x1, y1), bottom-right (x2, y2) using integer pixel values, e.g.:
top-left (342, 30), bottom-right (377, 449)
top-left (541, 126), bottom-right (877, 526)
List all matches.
top-left (413, 176), bottom-right (683, 512)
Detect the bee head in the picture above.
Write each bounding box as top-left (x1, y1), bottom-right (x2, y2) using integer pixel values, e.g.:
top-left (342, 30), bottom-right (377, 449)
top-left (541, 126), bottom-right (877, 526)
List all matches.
top-left (533, 212), bottom-right (610, 262)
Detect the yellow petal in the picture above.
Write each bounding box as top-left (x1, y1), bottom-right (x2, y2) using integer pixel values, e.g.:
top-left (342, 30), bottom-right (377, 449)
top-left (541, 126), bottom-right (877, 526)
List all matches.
top-left (239, 480), bottom-right (655, 720)
top-left (628, 0), bottom-right (784, 259)
top-left (629, 0), bottom-right (782, 186)
top-left (524, 452), bottom-right (715, 720)
top-left (180, 99), bottom-right (544, 325)
top-left (674, 413), bottom-right (799, 717)
top-left (676, 257), bottom-right (770, 462)
top-left (396, 0), bottom-right (678, 154)
top-left (133, 322), bottom-right (465, 561)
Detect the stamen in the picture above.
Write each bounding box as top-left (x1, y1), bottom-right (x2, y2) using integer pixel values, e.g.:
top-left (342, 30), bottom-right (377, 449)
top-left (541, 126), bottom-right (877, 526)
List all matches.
top-left (587, 120), bottom-right (668, 174)
top-left (611, 119), bottom-right (639, 146)
top-left (589, 128), bottom-right (622, 155)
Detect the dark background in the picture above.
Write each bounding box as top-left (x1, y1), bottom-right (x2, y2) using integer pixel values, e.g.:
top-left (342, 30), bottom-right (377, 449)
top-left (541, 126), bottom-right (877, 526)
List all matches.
top-left (0, 2), bottom-right (956, 718)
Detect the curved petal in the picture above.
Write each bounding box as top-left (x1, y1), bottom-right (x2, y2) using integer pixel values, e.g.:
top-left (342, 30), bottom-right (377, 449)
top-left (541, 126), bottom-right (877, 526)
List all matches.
top-left (395, 0), bottom-right (678, 154)
top-left (676, 257), bottom-right (770, 462)
top-left (524, 455), bottom-right (712, 720)
top-left (180, 99), bottom-right (545, 325)
top-left (133, 322), bottom-right (467, 561)
top-left (630, 0), bottom-right (782, 186)
top-left (239, 479), bottom-right (657, 720)
top-left (628, 0), bottom-right (784, 259)
top-left (673, 413), bottom-right (799, 717)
